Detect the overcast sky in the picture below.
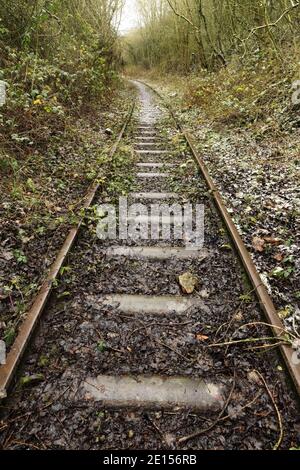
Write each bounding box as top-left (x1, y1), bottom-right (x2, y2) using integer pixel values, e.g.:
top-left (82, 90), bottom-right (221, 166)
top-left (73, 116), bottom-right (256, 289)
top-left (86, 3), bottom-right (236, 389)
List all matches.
top-left (119, 0), bottom-right (140, 33)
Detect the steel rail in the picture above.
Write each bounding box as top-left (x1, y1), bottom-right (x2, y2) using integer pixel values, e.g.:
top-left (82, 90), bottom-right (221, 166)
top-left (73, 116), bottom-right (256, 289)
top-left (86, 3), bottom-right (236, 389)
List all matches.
top-left (0, 103), bottom-right (135, 399)
top-left (137, 80), bottom-right (300, 397)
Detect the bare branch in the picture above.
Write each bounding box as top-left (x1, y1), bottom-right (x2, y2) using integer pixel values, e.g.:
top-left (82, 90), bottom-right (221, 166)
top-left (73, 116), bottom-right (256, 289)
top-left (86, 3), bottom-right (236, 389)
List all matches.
top-left (243, 2), bottom-right (300, 43)
top-left (166, 0), bottom-right (199, 31)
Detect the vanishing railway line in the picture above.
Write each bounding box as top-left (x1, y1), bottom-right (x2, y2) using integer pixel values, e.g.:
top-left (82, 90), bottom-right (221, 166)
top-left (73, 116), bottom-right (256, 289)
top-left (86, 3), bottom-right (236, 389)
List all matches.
top-left (0, 81), bottom-right (299, 450)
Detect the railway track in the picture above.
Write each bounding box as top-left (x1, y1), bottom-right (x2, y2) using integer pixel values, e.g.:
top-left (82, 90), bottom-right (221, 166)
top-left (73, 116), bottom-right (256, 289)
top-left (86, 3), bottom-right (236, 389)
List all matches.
top-left (0, 81), bottom-right (299, 450)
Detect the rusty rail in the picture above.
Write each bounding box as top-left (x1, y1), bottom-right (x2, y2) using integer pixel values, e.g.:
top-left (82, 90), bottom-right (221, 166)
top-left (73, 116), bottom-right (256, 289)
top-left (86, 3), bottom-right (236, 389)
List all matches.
top-left (0, 103), bottom-right (135, 399)
top-left (138, 80), bottom-right (300, 397)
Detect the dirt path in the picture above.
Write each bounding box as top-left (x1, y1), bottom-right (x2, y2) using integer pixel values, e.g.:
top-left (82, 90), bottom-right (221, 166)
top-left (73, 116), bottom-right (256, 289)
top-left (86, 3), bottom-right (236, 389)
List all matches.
top-left (0, 82), bottom-right (299, 451)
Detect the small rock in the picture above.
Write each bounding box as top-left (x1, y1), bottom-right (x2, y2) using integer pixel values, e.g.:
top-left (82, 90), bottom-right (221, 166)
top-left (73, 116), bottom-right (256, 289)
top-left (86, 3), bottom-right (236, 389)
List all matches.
top-left (199, 288), bottom-right (209, 299)
top-left (105, 128), bottom-right (113, 136)
top-left (178, 272), bottom-right (198, 294)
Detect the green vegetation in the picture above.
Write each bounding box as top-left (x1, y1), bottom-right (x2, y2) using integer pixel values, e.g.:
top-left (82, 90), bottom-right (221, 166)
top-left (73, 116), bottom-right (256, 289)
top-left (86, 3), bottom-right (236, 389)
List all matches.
top-left (0, 1), bottom-right (134, 348)
top-left (123, 1), bottom-right (300, 317)
top-left (125, 0), bottom-right (300, 73)
top-left (124, 1), bottom-right (300, 129)
top-left (1, 0), bottom-right (299, 349)
top-left (0, 0), bottom-right (124, 165)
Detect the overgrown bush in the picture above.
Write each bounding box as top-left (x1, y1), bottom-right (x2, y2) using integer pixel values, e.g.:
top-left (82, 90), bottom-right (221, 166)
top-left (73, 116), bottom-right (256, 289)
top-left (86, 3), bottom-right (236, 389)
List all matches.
top-left (184, 51), bottom-right (300, 130)
top-left (0, 0), bottom-right (123, 167)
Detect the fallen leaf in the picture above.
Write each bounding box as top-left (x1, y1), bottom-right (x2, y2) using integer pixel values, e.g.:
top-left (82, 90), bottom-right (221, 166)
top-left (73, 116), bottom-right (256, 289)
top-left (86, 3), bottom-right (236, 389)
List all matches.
top-left (178, 272), bottom-right (198, 294)
top-left (252, 236), bottom-right (265, 252)
top-left (278, 308), bottom-right (292, 319)
top-left (45, 200), bottom-right (54, 210)
top-left (233, 311), bottom-right (243, 322)
top-left (164, 433), bottom-right (176, 446)
top-left (274, 252), bottom-right (284, 262)
top-left (196, 334), bottom-right (209, 341)
top-left (20, 374), bottom-right (45, 387)
top-left (247, 370), bottom-right (261, 385)
top-left (221, 244), bottom-right (232, 251)
top-left (0, 250), bottom-right (14, 261)
top-left (264, 237), bottom-right (282, 246)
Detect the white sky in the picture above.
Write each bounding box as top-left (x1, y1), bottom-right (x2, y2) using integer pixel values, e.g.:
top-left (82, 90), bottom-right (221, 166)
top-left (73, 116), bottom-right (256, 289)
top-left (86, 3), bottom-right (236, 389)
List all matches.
top-left (119, 0), bottom-right (140, 33)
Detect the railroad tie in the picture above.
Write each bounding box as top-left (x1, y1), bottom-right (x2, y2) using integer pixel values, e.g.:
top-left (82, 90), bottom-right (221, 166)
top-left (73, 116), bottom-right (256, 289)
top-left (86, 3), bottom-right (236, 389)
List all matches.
top-left (104, 246), bottom-right (210, 260)
top-left (83, 375), bottom-right (225, 411)
top-left (130, 192), bottom-right (179, 200)
top-left (136, 172), bottom-right (170, 178)
top-left (101, 294), bottom-right (210, 316)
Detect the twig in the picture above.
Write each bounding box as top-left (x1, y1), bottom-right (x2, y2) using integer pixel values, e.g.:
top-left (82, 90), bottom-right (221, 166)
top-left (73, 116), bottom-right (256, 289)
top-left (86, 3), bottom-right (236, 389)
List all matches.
top-left (209, 336), bottom-right (289, 348)
top-left (254, 370), bottom-right (283, 451)
top-left (242, 2), bottom-right (300, 43)
top-left (178, 371), bottom-right (236, 445)
top-left (237, 322), bottom-right (297, 339)
top-left (213, 286), bottom-right (263, 343)
top-left (219, 391), bottom-right (262, 424)
top-left (8, 439), bottom-right (42, 450)
top-left (145, 413), bottom-right (175, 448)
top-left (292, 316), bottom-right (300, 339)
top-left (246, 341), bottom-right (287, 351)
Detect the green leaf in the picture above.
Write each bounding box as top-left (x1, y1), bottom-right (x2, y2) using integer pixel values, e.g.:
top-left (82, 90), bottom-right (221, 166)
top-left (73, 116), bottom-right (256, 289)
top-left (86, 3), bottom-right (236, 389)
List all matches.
top-left (20, 374), bottom-right (45, 387)
top-left (97, 341), bottom-right (106, 353)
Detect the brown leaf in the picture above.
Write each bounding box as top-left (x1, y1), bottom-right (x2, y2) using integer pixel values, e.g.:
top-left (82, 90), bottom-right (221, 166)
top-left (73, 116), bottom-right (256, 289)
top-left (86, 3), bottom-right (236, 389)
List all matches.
top-left (196, 334), bottom-right (209, 342)
top-left (264, 237), bottom-right (281, 246)
top-left (274, 252), bottom-right (284, 262)
top-left (233, 311), bottom-right (243, 322)
top-left (178, 272), bottom-right (198, 294)
top-left (252, 236), bottom-right (265, 252)
top-left (0, 250), bottom-right (14, 261)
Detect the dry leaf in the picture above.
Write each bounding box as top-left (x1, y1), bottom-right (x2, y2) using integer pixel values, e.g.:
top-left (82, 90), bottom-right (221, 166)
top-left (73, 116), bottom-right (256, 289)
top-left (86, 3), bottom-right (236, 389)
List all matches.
top-left (178, 272), bottom-right (198, 294)
top-left (264, 237), bottom-right (281, 246)
top-left (247, 370), bottom-right (261, 385)
top-left (274, 252), bottom-right (284, 262)
top-left (252, 236), bottom-right (265, 252)
top-left (45, 200), bottom-right (54, 209)
top-left (0, 250), bottom-right (14, 261)
top-left (196, 334), bottom-right (209, 342)
top-left (234, 311), bottom-right (243, 322)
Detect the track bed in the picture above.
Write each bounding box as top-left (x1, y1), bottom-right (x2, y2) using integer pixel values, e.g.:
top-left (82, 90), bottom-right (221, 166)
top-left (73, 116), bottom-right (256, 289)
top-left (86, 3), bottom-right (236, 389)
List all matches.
top-left (0, 82), bottom-right (299, 451)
